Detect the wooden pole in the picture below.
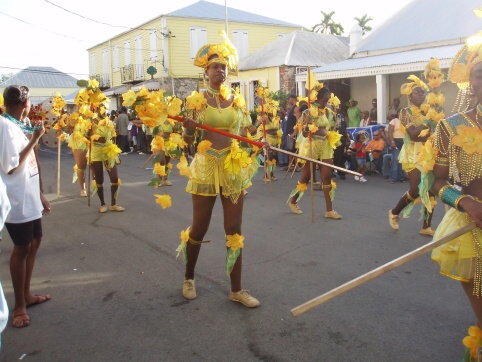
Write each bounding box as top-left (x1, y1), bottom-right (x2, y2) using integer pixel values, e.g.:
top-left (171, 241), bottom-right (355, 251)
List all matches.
top-left (87, 134), bottom-right (92, 207)
top-left (309, 132), bottom-right (314, 222)
top-left (290, 222), bottom-right (477, 317)
top-left (168, 116), bottom-right (361, 176)
top-left (57, 127), bottom-right (61, 198)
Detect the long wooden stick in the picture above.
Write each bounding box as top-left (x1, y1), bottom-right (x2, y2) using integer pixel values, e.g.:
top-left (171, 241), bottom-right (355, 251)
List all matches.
top-left (309, 133), bottom-right (314, 222)
top-left (57, 128), bottom-right (61, 198)
top-left (87, 135), bottom-right (92, 207)
top-left (141, 153), bottom-right (154, 169)
top-left (291, 221), bottom-right (477, 317)
top-left (168, 116), bottom-right (361, 176)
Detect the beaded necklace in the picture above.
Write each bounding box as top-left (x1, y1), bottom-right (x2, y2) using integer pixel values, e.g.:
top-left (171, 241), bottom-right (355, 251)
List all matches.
top-left (476, 103), bottom-right (482, 123)
top-left (3, 113), bottom-right (40, 134)
top-left (206, 87), bottom-right (222, 111)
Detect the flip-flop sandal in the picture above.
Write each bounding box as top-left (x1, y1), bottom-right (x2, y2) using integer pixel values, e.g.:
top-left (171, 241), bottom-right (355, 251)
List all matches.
top-left (27, 294), bottom-right (51, 308)
top-left (12, 313), bottom-right (30, 328)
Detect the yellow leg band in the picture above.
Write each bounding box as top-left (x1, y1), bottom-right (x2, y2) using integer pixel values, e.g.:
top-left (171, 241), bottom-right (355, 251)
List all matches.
top-left (188, 237), bottom-right (210, 245)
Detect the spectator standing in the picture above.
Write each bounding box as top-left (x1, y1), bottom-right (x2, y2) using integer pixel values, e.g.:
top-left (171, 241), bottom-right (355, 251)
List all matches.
top-left (369, 98), bottom-right (378, 125)
top-left (360, 110), bottom-right (370, 127)
top-left (278, 108), bottom-right (288, 167)
top-left (385, 109), bottom-right (405, 183)
top-left (387, 97), bottom-right (401, 122)
top-left (285, 94), bottom-right (298, 170)
top-left (117, 106), bottom-right (130, 154)
top-left (0, 85), bottom-right (52, 328)
top-left (346, 98), bottom-right (361, 128)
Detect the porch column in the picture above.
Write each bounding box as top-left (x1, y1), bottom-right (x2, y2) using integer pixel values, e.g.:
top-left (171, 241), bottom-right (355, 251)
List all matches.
top-left (376, 74), bottom-right (388, 124)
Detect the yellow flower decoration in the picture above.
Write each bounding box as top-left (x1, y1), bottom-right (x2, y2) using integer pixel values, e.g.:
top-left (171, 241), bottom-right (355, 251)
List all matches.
top-left (296, 182), bottom-right (308, 192)
top-left (225, 233), bottom-right (244, 251)
top-left (463, 325), bottom-right (482, 360)
top-left (418, 139), bottom-right (438, 174)
top-left (224, 140), bottom-right (252, 174)
top-left (452, 125), bottom-right (482, 154)
top-left (176, 226), bottom-right (191, 260)
top-left (122, 90), bottom-right (137, 107)
top-left (176, 155), bottom-right (192, 177)
top-left (197, 140), bottom-right (212, 153)
top-left (151, 135), bottom-right (165, 151)
top-left (186, 91), bottom-right (207, 111)
top-left (102, 143), bottom-right (121, 160)
top-left (166, 96), bottom-right (182, 117)
top-left (169, 133), bottom-right (186, 149)
top-left (326, 130), bottom-right (342, 149)
top-left (232, 87), bottom-right (246, 109)
top-left (267, 159), bottom-right (277, 166)
top-left (308, 124), bottom-right (319, 133)
top-left (308, 105), bottom-right (319, 117)
top-left (154, 163), bottom-right (166, 177)
top-left (51, 93), bottom-right (66, 116)
top-left (329, 93), bottom-right (340, 109)
top-left (154, 194), bottom-right (172, 209)
top-left (220, 84), bottom-right (231, 100)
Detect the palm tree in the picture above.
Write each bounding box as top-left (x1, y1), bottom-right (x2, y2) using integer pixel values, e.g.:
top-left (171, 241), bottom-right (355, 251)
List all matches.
top-left (311, 11), bottom-right (344, 35)
top-left (354, 14), bottom-right (373, 35)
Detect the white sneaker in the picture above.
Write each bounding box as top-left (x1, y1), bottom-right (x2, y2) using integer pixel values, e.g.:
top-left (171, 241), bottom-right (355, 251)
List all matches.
top-left (360, 177), bottom-right (367, 182)
top-left (121, 152), bottom-right (128, 155)
top-left (354, 176), bottom-right (360, 181)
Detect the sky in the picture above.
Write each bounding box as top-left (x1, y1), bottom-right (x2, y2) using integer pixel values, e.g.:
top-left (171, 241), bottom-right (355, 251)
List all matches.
top-left (0, 0), bottom-right (414, 80)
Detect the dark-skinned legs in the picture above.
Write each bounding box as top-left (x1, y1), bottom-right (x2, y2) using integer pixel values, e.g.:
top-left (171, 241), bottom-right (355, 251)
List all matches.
top-left (91, 162), bottom-right (120, 206)
top-left (460, 278), bottom-right (482, 327)
top-left (72, 149), bottom-right (87, 193)
top-left (390, 169), bottom-right (432, 229)
top-left (10, 237), bottom-right (43, 327)
top-left (185, 192), bottom-right (245, 292)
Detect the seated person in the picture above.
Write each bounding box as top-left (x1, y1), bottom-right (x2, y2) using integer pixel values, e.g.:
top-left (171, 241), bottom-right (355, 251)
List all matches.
top-left (365, 131), bottom-right (386, 173)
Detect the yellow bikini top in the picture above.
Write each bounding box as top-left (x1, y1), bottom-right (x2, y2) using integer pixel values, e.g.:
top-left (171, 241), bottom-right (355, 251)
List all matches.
top-left (204, 104), bottom-right (237, 131)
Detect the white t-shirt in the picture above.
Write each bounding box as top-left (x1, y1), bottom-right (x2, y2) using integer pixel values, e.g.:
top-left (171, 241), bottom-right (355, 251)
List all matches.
top-left (0, 115), bottom-right (43, 223)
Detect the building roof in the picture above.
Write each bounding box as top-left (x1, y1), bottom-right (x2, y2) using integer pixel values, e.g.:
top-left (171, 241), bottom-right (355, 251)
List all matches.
top-left (167, 0), bottom-right (302, 27)
top-left (239, 31), bottom-right (349, 70)
top-left (308, 44), bottom-right (461, 79)
top-left (88, 0), bottom-right (303, 49)
top-left (354, 0), bottom-right (482, 54)
top-left (0, 66), bottom-right (80, 88)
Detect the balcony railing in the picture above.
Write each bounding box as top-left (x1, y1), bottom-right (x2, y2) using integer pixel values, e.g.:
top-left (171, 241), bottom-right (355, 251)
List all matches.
top-left (90, 74), bottom-right (110, 89)
top-left (121, 64), bottom-right (145, 84)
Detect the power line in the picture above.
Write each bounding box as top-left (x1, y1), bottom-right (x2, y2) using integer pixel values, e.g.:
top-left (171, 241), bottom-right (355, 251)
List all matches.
top-left (0, 11), bottom-right (87, 42)
top-left (44, 0), bottom-right (173, 37)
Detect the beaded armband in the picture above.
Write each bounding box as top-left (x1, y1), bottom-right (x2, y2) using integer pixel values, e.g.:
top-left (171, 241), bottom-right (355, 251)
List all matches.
top-left (434, 157), bottom-right (449, 166)
top-left (184, 128), bottom-right (195, 136)
top-left (438, 185), bottom-right (473, 212)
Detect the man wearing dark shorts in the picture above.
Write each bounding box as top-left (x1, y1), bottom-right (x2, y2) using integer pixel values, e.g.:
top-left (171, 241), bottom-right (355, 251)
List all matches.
top-left (285, 94), bottom-right (298, 171)
top-left (0, 85), bottom-right (51, 328)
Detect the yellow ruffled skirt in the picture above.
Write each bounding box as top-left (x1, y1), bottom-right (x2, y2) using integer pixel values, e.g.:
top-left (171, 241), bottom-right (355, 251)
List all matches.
top-left (431, 208), bottom-right (481, 283)
top-left (298, 135), bottom-right (333, 160)
top-left (399, 140), bottom-right (423, 173)
top-left (186, 147), bottom-right (258, 203)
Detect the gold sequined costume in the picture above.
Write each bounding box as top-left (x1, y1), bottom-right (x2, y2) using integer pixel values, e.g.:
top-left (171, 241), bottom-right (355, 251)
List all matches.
top-left (431, 113), bottom-right (482, 292)
top-left (398, 107), bottom-right (428, 173)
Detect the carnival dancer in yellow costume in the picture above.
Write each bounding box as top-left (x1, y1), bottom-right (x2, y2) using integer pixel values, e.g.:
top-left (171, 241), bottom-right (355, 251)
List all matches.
top-left (254, 94), bottom-right (282, 181)
top-left (154, 117), bottom-right (182, 186)
top-left (388, 76), bottom-right (436, 235)
top-left (286, 86), bottom-right (342, 219)
top-left (66, 112), bottom-right (89, 197)
top-left (177, 31), bottom-right (264, 307)
top-left (74, 81), bottom-right (124, 213)
top-left (430, 31), bottom-right (482, 335)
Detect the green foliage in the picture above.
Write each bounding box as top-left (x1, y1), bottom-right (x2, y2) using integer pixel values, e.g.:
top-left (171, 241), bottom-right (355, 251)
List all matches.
top-left (269, 89), bottom-right (291, 112)
top-left (311, 11), bottom-right (344, 35)
top-left (354, 14), bottom-right (373, 35)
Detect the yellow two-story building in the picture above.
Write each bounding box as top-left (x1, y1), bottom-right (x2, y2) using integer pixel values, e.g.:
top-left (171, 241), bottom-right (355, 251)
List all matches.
top-left (87, 0), bottom-right (303, 110)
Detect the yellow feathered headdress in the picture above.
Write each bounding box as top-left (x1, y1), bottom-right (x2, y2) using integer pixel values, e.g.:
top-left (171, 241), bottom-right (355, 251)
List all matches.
top-left (400, 75), bottom-right (429, 95)
top-left (193, 30), bottom-right (238, 76)
top-left (448, 31), bottom-right (482, 90)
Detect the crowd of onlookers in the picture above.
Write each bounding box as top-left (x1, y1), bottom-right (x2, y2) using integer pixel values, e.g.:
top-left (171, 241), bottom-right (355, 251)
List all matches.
top-left (108, 107), bottom-right (152, 155)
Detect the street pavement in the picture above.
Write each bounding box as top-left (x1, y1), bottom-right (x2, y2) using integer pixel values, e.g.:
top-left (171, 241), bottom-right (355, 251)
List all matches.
top-left (0, 144), bottom-right (474, 361)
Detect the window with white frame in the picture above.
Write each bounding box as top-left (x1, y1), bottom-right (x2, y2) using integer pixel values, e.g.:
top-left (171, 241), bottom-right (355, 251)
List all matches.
top-left (190, 27), bottom-right (207, 61)
top-left (90, 53), bottom-right (96, 77)
top-left (102, 48), bottom-right (108, 79)
top-left (124, 40), bottom-right (131, 66)
top-left (232, 30), bottom-right (248, 59)
top-left (150, 30), bottom-right (158, 61)
top-left (113, 44), bottom-right (119, 71)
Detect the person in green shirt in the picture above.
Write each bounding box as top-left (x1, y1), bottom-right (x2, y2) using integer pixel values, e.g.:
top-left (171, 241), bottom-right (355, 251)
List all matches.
top-left (346, 98), bottom-right (361, 128)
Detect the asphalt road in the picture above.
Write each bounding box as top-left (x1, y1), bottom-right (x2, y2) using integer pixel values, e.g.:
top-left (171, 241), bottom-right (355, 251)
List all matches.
top-left (0, 144), bottom-right (474, 361)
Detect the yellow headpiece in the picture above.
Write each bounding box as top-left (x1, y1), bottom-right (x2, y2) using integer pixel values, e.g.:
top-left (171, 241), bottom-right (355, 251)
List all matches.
top-left (448, 31), bottom-right (482, 90)
top-left (193, 30), bottom-right (238, 76)
top-left (400, 75), bottom-right (429, 95)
